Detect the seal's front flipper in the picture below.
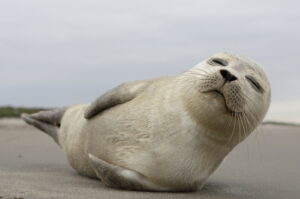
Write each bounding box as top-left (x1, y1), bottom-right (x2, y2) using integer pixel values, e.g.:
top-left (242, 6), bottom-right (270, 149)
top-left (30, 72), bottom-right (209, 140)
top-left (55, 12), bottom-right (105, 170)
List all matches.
top-left (88, 154), bottom-right (169, 191)
top-left (21, 107), bottom-right (67, 144)
top-left (85, 80), bottom-right (151, 119)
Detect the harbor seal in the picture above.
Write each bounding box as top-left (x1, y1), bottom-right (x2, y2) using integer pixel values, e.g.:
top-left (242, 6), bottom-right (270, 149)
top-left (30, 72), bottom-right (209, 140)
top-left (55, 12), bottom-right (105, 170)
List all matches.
top-left (22, 52), bottom-right (271, 192)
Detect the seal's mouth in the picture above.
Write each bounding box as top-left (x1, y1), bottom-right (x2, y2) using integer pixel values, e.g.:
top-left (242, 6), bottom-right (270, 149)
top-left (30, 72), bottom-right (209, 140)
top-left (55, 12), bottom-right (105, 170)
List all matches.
top-left (204, 90), bottom-right (237, 114)
top-left (205, 89), bottom-right (225, 100)
top-left (212, 90), bottom-right (224, 98)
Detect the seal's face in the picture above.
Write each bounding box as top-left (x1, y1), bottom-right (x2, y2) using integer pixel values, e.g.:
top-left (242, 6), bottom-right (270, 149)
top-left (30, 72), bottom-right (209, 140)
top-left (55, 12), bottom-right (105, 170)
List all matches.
top-left (183, 52), bottom-right (271, 143)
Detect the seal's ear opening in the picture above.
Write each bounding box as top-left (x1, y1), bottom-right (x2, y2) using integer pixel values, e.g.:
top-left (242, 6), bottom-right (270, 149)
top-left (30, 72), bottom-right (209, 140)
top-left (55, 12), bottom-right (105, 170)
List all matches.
top-left (21, 107), bottom-right (67, 144)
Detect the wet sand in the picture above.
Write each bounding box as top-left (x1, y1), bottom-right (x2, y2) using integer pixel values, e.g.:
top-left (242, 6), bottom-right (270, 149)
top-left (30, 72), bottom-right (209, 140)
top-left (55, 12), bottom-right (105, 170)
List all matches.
top-left (0, 119), bottom-right (299, 199)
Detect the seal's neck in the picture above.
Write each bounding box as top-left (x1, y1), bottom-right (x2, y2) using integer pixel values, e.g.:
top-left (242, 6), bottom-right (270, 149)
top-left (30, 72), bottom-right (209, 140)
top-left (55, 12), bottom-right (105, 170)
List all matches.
top-left (177, 76), bottom-right (254, 148)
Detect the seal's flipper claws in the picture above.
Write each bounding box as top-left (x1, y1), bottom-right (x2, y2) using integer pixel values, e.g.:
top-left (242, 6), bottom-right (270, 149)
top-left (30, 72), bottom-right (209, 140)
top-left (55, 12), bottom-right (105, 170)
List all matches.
top-left (88, 154), bottom-right (169, 191)
top-left (21, 113), bottom-right (35, 126)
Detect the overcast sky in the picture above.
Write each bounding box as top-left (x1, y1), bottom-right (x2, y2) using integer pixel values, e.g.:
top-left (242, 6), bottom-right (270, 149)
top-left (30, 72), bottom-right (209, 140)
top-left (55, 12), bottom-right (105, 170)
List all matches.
top-left (0, 0), bottom-right (299, 122)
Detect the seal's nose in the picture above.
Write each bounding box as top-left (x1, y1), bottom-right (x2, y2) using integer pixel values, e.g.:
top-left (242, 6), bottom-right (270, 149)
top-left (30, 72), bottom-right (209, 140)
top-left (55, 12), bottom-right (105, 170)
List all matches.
top-left (220, 69), bottom-right (237, 82)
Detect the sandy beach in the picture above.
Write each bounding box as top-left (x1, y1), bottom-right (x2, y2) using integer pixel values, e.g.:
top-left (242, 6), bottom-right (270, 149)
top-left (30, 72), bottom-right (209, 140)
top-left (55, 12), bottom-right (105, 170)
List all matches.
top-left (0, 118), bottom-right (299, 199)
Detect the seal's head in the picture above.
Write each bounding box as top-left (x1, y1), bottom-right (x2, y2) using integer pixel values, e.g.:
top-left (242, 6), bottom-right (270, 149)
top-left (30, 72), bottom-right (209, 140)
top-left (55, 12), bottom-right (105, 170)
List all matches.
top-left (182, 52), bottom-right (271, 145)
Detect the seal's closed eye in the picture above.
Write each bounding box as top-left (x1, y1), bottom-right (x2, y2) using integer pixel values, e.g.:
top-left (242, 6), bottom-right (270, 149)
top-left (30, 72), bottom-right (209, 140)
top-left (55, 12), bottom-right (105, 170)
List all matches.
top-left (245, 75), bottom-right (264, 93)
top-left (208, 58), bottom-right (228, 66)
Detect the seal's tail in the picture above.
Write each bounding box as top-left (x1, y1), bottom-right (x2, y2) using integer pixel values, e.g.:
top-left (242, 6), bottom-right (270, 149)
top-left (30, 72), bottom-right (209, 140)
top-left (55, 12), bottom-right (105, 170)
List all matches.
top-left (21, 107), bottom-right (67, 144)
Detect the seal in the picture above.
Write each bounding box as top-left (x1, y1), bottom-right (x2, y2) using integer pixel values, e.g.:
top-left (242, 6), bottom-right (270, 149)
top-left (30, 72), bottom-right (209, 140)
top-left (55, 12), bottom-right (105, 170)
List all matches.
top-left (22, 52), bottom-right (271, 191)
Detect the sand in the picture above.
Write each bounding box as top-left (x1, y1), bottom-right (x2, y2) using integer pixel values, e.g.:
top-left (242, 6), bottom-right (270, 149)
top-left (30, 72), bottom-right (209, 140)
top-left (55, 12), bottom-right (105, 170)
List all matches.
top-left (0, 118), bottom-right (299, 199)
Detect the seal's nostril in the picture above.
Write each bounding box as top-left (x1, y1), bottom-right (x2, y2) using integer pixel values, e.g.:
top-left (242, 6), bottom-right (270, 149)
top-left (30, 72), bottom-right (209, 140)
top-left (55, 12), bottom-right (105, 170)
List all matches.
top-left (220, 69), bottom-right (237, 82)
top-left (220, 70), bottom-right (229, 78)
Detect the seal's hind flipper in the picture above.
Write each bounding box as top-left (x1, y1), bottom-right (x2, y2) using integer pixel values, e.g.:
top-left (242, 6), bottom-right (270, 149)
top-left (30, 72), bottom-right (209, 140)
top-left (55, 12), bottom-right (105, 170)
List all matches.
top-left (28, 107), bottom-right (68, 127)
top-left (85, 80), bottom-right (151, 119)
top-left (21, 107), bottom-right (67, 144)
top-left (88, 154), bottom-right (169, 191)
top-left (22, 113), bottom-right (59, 143)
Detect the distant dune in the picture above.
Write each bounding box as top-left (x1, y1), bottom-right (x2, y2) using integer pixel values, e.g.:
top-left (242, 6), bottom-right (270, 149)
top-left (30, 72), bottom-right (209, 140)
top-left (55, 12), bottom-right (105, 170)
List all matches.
top-left (0, 106), bottom-right (49, 118)
top-left (262, 120), bottom-right (300, 127)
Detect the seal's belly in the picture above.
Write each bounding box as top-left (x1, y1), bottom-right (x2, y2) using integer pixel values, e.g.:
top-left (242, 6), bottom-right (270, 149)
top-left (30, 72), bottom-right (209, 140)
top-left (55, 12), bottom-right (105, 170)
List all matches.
top-left (85, 91), bottom-right (184, 163)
